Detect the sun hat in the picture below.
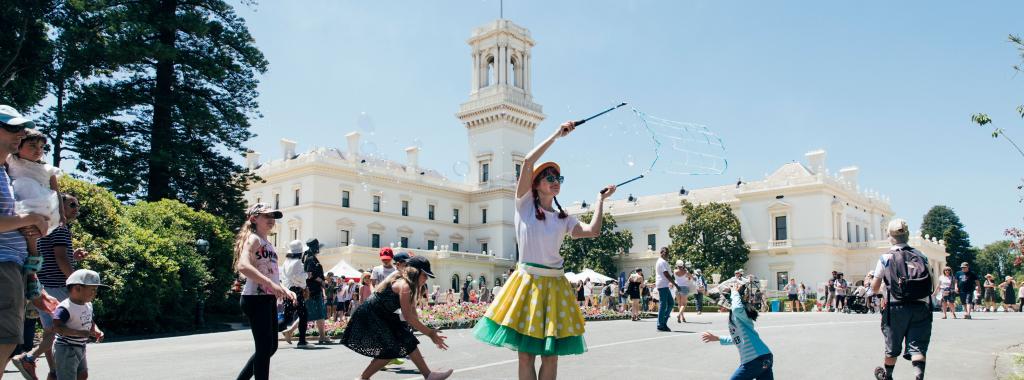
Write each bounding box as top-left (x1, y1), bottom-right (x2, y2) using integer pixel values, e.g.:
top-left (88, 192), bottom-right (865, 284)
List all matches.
top-left (247, 203), bottom-right (282, 219)
top-left (533, 162), bottom-right (561, 179)
top-left (288, 240), bottom-right (305, 254)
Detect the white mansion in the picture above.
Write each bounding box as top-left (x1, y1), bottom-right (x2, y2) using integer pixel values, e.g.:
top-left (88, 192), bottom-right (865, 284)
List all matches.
top-left (244, 18), bottom-right (947, 293)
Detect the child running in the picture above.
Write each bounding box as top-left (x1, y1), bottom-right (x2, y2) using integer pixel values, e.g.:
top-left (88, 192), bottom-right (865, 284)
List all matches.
top-left (701, 281), bottom-right (774, 380)
top-left (340, 256), bottom-right (452, 380)
top-left (472, 120), bottom-right (616, 380)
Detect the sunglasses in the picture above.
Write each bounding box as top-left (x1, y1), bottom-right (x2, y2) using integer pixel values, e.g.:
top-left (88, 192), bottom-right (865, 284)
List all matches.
top-left (67, 202), bottom-right (79, 209)
top-left (0, 124), bottom-right (25, 134)
top-left (544, 175), bottom-right (565, 184)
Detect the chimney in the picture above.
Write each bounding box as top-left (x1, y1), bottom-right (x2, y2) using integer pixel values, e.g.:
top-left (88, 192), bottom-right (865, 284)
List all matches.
top-left (245, 151), bottom-right (261, 170)
top-left (280, 139), bottom-right (296, 160)
top-left (405, 146), bottom-right (420, 174)
top-left (346, 132), bottom-right (360, 161)
top-left (839, 166), bottom-right (859, 187)
top-left (805, 149), bottom-right (826, 174)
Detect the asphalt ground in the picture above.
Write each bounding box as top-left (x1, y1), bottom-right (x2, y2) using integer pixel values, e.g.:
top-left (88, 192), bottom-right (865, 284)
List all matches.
top-left (6, 310), bottom-right (1021, 379)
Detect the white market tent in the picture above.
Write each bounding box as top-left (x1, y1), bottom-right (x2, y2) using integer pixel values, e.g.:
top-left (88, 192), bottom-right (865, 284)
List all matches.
top-left (576, 268), bottom-right (614, 283)
top-left (327, 260), bottom-right (362, 279)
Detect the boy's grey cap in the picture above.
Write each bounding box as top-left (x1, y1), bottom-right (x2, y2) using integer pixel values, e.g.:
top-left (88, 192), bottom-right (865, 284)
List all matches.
top-left (66, 269), bottom-right (108, 287)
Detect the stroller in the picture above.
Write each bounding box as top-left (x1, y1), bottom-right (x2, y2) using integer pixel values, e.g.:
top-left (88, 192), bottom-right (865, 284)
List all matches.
top-left (847, 285), bottom-right (870, 314)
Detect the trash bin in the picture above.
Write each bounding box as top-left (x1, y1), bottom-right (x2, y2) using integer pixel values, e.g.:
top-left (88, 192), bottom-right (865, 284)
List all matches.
top-left (770, 299), bottom-right (780, 312)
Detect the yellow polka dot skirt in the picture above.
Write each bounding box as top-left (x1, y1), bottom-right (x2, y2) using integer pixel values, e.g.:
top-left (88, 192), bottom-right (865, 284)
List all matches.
top-left (472, 268), bottom-right (587, 356)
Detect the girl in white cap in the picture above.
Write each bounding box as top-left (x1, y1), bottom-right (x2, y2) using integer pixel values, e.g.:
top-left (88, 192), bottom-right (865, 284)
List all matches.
top-left (234, 203), bottom-right (294, 380)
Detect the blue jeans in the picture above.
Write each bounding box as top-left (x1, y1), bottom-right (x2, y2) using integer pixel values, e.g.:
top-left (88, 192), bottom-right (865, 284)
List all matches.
top-left (730, 353), bottom-right (774, 380)
top-left (657, 287), bottom-right (674, 328)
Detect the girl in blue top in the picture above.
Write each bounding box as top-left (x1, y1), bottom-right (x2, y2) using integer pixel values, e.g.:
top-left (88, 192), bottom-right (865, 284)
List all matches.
top-left (701, 281), bottom-right (774, 380)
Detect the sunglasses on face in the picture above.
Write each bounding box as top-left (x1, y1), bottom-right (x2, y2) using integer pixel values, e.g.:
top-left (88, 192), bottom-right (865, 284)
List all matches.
top-left (544, 175), bottom-right (565, 184)
top-left (67, 202), bottom-right (79, 209)
top-left (0, 124), bottom-right (25, 134)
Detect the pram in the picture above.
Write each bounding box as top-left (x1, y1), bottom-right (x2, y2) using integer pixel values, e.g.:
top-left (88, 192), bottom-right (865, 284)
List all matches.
top-left (847, 286), bottom-right (870, 314)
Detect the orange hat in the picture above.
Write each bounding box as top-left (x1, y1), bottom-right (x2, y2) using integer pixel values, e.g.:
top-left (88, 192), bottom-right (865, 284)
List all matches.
top-left (533, 162), bottom-right (561, 178)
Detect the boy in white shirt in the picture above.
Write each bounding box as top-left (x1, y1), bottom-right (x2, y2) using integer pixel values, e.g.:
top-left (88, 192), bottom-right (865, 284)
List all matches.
top-left (53, 269), bottom-right (106, 380)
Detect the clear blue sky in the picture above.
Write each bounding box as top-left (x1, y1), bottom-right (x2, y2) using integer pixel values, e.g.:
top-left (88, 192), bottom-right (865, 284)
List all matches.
top-left (233, 0), bottom-right (1024, 247)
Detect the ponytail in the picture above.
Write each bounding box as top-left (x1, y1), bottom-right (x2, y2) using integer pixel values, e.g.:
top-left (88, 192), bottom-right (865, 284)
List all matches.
top-left (232, 219), bottom-right (257, 271)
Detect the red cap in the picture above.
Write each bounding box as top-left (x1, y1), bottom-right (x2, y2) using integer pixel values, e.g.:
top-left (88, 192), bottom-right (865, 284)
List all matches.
top-left (379, 247), bottom-right (394, 260)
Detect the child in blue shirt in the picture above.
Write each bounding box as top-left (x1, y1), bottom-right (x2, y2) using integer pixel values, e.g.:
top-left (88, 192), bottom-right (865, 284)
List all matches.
top-left (702, 282), bottom-right (774, 380)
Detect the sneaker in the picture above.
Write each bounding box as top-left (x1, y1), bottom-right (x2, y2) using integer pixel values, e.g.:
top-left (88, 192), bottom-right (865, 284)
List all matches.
top-left (656, 326), bottom-right (671, 332)
top-left (296, 341), bottom-right (308, 347)
top-left (389, 358), bottom-right (405, 366)
top-left (965, 314), bottom-right (972, 320)
top-left (426, 369), bottom-right (454, 380)
top-left (874, 366), bottom-right (890, 380)
top-left (12, 354), bottom-right (38, 380)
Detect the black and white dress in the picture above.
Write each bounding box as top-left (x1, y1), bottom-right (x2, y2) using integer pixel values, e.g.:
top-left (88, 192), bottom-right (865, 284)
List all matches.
top-left (339, 284), bottom-right (418, 359)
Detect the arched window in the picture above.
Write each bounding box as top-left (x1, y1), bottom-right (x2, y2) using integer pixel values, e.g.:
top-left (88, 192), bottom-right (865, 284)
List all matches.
top-left (510, 56), bottom-right (518, 88)
top-left (486, 56), bottom-right (495, 87)
top-left (450, 274), bottom-right (459, 292)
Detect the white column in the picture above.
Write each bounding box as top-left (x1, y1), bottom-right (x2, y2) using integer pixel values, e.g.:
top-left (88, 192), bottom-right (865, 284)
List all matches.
top-left (471, 51), bottom-right (479, 91)
top-left (497, 45), bottom-right (505, 85)
top-left (525, 53), bottom-right (531, 93)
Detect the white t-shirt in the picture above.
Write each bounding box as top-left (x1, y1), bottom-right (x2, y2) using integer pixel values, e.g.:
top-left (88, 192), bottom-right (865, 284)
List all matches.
top-left (514, 195), bottom-right (579, 268)
top-left (675, 274), bottom-right (691, 288)
top-left (655, 258), bottom-right (672, 289)
top-left (281, 256), bottom-right (306, 289)
top-left (54, 298), bottom-right (92, 347)
top-left (938, 276), bottom-right (953, 293)
top-left (872, 244), bottom-right (931, 303)
top-left (583, 282), bottom-right (593, 296)
top-left (371, 264), bottom-right (397, 285)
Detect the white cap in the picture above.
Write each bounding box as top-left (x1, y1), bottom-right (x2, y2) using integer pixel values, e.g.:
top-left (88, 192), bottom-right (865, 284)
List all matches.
top-left (66, 269), bottom-right (108, 287)
top-left (288, 240), bottom-right (306, 254)
top-left (675, 260), bottom-right (685, 267)
top-left (0, 105), bottom-right (35, 128)
top-left (887, 219), bottom-right (910, 238)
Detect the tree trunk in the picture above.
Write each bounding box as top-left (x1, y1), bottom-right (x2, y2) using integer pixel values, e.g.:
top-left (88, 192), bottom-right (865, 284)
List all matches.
top-left (51, 78), bottom-right (64, 167)
top-left (148, 0), bottom-right (177, 201)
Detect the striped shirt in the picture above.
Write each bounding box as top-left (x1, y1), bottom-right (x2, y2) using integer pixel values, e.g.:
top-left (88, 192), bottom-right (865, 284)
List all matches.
top-left (0, 168), bottom-right (27, 265)
top-left (54, 298), bottom-right (93, 347)
top-left (38, 225), bottom-right (74, 287)
top-left (719, 289), bottom-right (772, 364)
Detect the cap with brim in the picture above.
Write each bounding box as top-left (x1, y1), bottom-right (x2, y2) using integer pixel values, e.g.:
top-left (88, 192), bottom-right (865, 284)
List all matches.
top-left (393, 252), bottom-right (411, 264)
top-left (734, 269), bottom-right (744, 274)
top-left (675, 260), bottom-right (685, 267)
top-left (247, 203), bottom-right (282, 219)
top-left (0, 105), bottom-right (35, 129)
top-left (379, 247), bottom-right (394, 259)
top-left (287, 240), bottom-right (306, 254)
top-left (533, 162), bottom-right (561, 178)
top-left (66, 269), bottom-right (108, 287)
top-left (408, 256), bottom-right (434, 278)
top-left (960, 262), bottom-right (969, 268)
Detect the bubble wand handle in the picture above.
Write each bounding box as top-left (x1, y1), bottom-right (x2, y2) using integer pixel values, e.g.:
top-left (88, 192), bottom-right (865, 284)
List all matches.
top-left (572, 102), bottom-right (628, 127)
top-left (600, 174), bottom-right (644, 194)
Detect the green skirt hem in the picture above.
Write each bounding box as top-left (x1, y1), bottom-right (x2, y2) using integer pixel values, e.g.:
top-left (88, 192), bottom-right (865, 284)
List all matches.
top-left (472, 317), bottom-right (587, 356)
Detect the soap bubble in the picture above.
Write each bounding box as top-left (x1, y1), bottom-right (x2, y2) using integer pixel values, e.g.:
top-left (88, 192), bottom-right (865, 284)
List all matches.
top-left (356, 112), bottom-right (375, 135)
top-left (360, 141), bottom-right (378, 156)
top-left (622, 154), bottom-right (636, 168)
top-left (453, 161), bottom-right (470, 177)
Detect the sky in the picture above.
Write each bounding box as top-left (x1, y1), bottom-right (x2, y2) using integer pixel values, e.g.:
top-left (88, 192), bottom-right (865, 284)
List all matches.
top-left (230, 0), bottom-right (1024, 247)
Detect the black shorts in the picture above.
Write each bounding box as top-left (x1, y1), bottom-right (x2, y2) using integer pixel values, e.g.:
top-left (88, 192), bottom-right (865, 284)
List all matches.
top-left (958, 291), bottom-right (974, 305)
top-left (788, 294), bottom-right (798, 301)
top-left (881, 303), bottom-right (932, 358)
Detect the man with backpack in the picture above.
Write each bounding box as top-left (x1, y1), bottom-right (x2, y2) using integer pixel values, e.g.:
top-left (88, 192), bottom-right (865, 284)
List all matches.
top-left (870, 219), bottom-right (934, 380)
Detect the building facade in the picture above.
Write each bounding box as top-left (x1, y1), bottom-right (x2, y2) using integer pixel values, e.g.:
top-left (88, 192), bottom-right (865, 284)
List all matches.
top-left (244, 18), bottom-right (947, 293)
top-left (565, 150), bottom-right (948, 293)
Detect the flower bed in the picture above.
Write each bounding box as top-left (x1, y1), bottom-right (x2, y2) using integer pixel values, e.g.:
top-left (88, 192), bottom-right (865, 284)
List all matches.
top-left (308, 303), bottom-right (631, 337)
